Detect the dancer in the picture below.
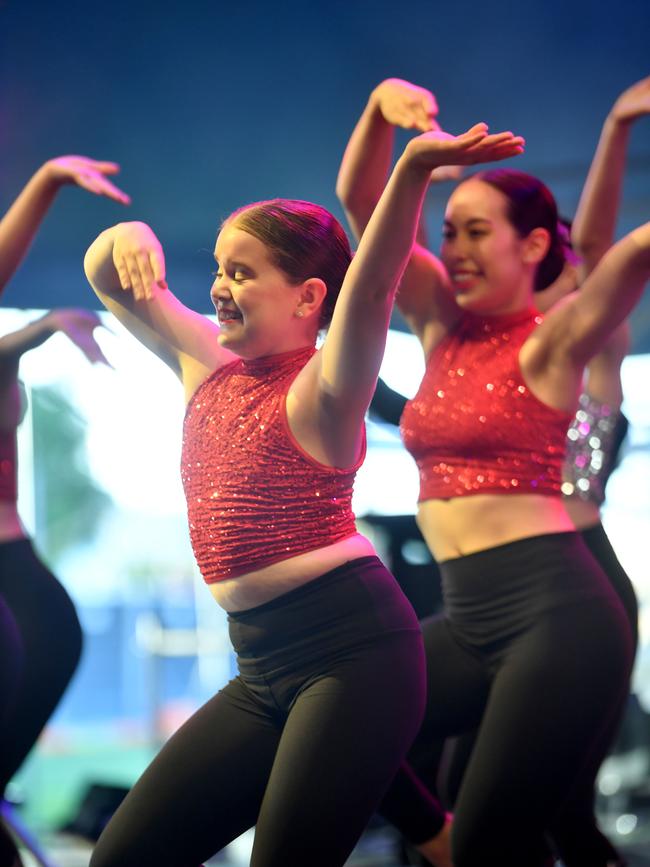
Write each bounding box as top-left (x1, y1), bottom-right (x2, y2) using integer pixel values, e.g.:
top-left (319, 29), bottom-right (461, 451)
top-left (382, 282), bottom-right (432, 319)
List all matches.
top-left (368, 75), bottom-right (650, 867)
top-left (83, 123), bottom-right (523, 867)
top-left (337, 77), bottom-right (648, 866)
top-left (0, 155), bottom-right (128, 867)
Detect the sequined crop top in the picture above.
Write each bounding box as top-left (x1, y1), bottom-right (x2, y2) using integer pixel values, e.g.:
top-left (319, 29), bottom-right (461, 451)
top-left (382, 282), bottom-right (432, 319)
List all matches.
top-left (0, 431), bottom-right (17, 502)
top-left (562, 392), bottom-right (628, 506)
top-left (400, 308), bottom-right (574, 500)
top-left (181, 346), bottom-right (365, 583)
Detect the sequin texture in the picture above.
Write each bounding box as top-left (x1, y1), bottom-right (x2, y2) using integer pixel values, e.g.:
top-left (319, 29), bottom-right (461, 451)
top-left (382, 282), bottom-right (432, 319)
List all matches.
top-left (181, 346), bottom-right (364, 583)
top-left (562, 392), bottom-right (627, 505)
top-left (400, 308), bottom-right (574, 500)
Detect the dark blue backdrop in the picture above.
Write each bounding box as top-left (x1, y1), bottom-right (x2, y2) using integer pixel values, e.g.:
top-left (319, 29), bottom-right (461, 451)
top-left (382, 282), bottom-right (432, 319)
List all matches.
top-left (2, 0), bottom-right (649, 348)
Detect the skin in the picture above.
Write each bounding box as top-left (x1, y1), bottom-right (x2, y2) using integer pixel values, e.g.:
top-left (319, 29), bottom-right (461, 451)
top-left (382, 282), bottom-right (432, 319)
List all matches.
top-left (84, 122), bottom-right (524, 613)
top-left (0, 310), bottom-right (109, 542)
top-left (0, 155), bottom-right (130, 296)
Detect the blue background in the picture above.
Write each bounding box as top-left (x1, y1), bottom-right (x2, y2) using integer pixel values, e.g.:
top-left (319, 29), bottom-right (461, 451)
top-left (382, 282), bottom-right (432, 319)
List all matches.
top-left (2, 0), bottom-right (649, 347)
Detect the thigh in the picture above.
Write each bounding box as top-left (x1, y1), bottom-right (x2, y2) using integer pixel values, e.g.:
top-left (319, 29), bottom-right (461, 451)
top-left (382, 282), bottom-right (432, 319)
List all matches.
top-left (90, 678), bottom-right (282, 867)
top-left (378, 616), bottom-right (490, 843)
top-left (417, 615), bottom-right (491, 739)
top-left (452, 598), bottom-right (632, 867)
top-left (252, 631), bottom-right (425, 867)
top-left (0, 546), bottom-right (82, 785)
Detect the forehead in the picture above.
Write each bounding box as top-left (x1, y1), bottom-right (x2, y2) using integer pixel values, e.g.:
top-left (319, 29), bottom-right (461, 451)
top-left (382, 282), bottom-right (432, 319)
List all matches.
top-left (445, 179), bottom-right (509, 222)
top-left (214, 224), bottom-right (271, 263)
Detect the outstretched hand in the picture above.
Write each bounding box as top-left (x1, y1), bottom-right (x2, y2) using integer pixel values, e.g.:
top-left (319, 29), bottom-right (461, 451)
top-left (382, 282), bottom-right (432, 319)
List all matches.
top-left (45, 156), bottom-right (131, 205)
top-left (48, 309), bottom-right (111, 366)
top-left (112, 221), bottom-right (167, 301)
top-left (373, 78), bottom-right (440, 132)
top-left (610, 75), bottom-right (650, 125)
top-left (405, 124), bottom-right (525, 173)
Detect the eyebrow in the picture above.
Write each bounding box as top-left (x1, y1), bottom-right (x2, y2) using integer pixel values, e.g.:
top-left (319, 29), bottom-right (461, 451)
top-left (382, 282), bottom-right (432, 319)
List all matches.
top-left (443, 217), bottom-right (492, 228)
top-left (212, 256), bottom-right (253, 271)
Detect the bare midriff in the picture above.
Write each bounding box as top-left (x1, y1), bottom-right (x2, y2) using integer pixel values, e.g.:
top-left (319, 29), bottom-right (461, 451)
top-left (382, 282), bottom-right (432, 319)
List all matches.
top-left (0, 500), bottom-right (27, 543)
top-left (416, 494), bottom-right (576, 563)
top-left (207, 532), bottom-right (377, 612)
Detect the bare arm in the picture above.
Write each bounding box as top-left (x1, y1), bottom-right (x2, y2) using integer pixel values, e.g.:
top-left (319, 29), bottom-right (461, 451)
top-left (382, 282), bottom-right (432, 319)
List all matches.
top-left (572, 77), bottom-right (650, 277)
top-left (336, 79), bottom-right (459, 345)
top-left (84, 222), bottom-right (232, 400)
top-left (530, 223), bottom-right (650, 408)
top-left (298, 125), bottom-right (524, 465)
top-left (0, 156), bottom-right (130, 296)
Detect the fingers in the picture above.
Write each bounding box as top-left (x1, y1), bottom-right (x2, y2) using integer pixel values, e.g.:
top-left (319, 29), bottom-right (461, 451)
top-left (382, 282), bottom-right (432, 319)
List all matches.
top-left (75, 172), bottom-right (131, 205)
top-left (115, 245), bottom-right (163, 301)
top-left (149, 250), bottom-right (167, 290)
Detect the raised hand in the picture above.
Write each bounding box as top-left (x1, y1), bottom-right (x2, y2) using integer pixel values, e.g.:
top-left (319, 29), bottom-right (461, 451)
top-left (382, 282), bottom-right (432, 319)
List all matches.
top-left (44, 155), bottom-right (131, 205)
top-left (47, 309), bottom-right (111, 365)
top-left (111, 221), bottom-right (167, 301)
top-left (373, 78), bottom-right (440, 132)
top-left (610, 75), bottom-right (650, 125)
top-left (404, 123), bottom-right (525, 173)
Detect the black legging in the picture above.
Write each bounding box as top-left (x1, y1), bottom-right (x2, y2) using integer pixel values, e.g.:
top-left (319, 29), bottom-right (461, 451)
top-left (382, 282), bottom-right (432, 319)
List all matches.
top-left (0, 538), bottom-right (82, 790)
top-left (438, 522), bottom-right (638, 866)
top-left (380, 531), bottom-right (634, 867)
top-left (90, 556), bottom-right (427, 867)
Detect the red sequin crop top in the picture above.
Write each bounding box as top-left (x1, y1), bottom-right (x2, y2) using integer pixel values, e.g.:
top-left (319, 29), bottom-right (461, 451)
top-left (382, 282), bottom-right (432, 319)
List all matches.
top-left (181, 346), bottom-right (365, 583)
top-left (400, 308), bottom-right (574, 500)
top-left (0, 431), bottom-right (17, 503)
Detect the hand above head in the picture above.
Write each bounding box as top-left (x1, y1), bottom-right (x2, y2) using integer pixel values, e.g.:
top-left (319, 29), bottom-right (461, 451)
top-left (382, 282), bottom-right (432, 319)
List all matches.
top-left (610, 75), bottom-right (650, 126)
top-left (43, 155), bottom-right (131, 205)
top-left (404, 124), bottom-right (525, 173)
top-left (111, 221), bottom-right (167, 302)
top-left (47, 309), bottom-right (111, 366)
top-left (372, 78), bottom-right (440, 132)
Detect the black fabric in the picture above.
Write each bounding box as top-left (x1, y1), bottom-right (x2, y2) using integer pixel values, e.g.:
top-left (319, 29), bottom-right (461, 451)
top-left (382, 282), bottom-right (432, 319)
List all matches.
top-left (380, 531), bottom-right (634, 867)
top-left (90, 556), bottom-right (428, 867)
top-left (0, 538), bottom-right (82, 790)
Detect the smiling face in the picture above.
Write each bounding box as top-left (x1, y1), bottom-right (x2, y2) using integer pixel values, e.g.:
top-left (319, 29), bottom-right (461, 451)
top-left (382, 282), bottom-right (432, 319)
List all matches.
top-left (211, 224), bottom-right (307, 359)
top-left (441, 179), bottom-right (544, 316)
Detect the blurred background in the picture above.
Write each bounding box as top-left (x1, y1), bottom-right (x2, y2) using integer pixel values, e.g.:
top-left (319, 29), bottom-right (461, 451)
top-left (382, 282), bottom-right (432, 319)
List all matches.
top-left (1, 0), bottom-right (649, 863)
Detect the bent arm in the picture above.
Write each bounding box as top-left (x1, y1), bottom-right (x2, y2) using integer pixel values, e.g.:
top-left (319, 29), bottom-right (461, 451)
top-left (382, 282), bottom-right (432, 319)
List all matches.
top-left (336, 80), bottom-right (455, 343)
top-left (0, 156), bottom-right (130, 296)
top-left (545, 223), bottom-right (650, 369)
top-left (84, 223), bottom-right (229, 399)
top-left (572, 76), bottom-right (650, 277)
top-left (318, 126), bottom-right (524, 442)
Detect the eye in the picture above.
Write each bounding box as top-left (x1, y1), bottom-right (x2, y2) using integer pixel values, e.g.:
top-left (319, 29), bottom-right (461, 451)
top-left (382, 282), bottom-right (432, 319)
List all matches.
top-left (441, 229), bottom-right (455, 240)
top-left (233, 270), bottom-right (247, 282)
top-left (212, 270), bottom-right (223, 280)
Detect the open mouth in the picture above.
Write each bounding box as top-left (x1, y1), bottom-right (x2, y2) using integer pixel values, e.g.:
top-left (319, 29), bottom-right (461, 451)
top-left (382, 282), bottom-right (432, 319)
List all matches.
top-left (217, 307), bottom-right (243, 325)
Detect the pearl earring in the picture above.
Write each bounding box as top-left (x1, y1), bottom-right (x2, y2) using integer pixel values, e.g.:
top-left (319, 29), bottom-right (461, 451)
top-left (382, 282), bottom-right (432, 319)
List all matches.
top-left (295, 310), bottom-right (304, 318)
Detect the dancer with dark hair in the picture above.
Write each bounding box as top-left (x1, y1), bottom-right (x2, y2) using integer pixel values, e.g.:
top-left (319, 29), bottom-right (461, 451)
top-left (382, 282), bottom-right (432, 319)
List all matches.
top-left (83, 122), bottom-right (523, 867)
top-left (337, 77), bottom-right (650, 867)
top-left (0, 155), bottom-right (128, 867)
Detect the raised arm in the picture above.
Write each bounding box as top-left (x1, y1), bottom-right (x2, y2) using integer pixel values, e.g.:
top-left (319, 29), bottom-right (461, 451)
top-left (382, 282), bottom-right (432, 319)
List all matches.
top-left (0, 156), bottom-right (130, 296)
top-left (336, 79), bottom-right (468, 346)
top-left (572, 76), bottom-right (650, 277)
top-left (533, 222), bottom-right (650, 402)
top-left (84, 221), bottom-right (231, 400)
top-left (0, 309), bottom-right (110, 430)
top-left (301, 125), bottom-right (524, 464)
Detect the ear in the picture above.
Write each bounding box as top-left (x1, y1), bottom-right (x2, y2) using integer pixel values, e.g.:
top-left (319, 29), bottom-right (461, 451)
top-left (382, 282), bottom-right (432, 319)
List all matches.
top-left (521, 227), bottom-right (551, 266)
top-left (295, 277), bottom-right (328, 321)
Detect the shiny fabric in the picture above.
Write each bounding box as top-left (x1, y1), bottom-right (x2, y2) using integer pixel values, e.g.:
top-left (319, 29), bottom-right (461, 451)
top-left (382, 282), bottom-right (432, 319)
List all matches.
top-left (562, 392), bottom-right (629, 505)
top-left (182, 346), bottom-right (365, 583)
top-left (0, 430), bottom-right (17, 502)
top-left (401, 308), bottom-right (574, 500)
